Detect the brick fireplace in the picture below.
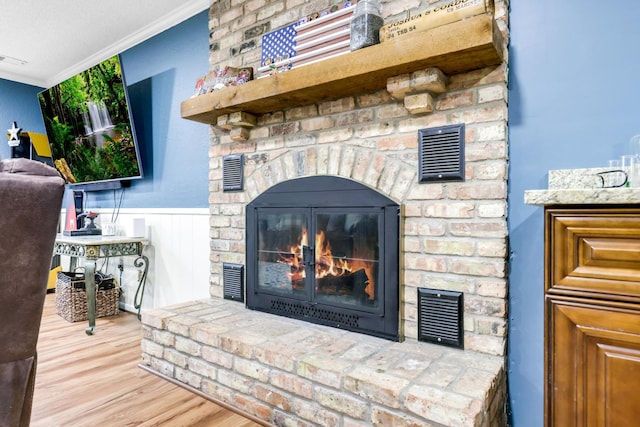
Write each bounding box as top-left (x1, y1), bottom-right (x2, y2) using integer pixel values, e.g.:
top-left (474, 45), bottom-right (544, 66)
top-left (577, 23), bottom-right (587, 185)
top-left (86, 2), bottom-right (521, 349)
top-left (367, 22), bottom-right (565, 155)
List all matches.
top-left (141, 1), bottom-right (510, 425)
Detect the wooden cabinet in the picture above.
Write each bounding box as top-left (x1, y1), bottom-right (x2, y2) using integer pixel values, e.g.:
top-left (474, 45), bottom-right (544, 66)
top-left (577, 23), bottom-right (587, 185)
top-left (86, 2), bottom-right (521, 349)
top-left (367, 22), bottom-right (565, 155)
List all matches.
top-left (545, 207), bottom-right (640, 427)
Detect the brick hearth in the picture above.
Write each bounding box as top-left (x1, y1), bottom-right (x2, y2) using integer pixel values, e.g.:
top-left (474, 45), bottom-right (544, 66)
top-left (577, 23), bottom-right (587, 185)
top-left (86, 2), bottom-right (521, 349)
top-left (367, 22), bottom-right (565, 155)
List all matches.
top-left (141, 0), bottom-right (510, 425)
top-left (142, 298), bottom-right (505, 426)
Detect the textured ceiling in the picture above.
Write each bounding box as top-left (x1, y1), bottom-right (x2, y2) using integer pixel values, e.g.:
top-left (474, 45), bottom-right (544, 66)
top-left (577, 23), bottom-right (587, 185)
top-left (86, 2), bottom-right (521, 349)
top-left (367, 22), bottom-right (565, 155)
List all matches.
top-left (0, 0), bottom-right (209, 88)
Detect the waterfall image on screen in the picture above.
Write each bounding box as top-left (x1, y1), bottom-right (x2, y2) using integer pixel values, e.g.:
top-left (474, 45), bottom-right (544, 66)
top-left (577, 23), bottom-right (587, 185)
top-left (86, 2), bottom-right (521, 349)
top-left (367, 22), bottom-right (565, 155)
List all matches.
top-left (38, 55), bottom-right (142, 186)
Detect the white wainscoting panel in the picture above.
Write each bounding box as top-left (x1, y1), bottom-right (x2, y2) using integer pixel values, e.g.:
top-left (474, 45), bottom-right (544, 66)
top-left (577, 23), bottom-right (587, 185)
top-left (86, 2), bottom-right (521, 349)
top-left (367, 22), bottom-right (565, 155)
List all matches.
top-left (58, 208), bottom-right (210, 316)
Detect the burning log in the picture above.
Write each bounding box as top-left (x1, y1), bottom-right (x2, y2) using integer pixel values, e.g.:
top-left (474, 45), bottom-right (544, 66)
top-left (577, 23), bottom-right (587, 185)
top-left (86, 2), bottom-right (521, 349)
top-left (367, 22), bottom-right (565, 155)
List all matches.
top-left (316, 268), bottom-right (369, 300)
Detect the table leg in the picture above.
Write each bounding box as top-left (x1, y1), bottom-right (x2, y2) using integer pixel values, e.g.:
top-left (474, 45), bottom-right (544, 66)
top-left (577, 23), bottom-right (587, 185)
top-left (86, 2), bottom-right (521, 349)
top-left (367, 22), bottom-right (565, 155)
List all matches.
top-left (84, 259), bottom-right (97, 335)
top-left (133, 255), bottom-right (150, 320)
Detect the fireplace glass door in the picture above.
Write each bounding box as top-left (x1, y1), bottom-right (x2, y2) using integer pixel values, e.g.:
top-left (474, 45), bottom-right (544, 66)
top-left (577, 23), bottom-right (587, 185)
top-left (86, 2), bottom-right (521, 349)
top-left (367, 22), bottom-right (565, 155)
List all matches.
top-left (256, 209), bottom-right (381, 312)
top-left (246, 176), bottom-right (399, 340)
top-left (257, 209), bottom-right (308, 297)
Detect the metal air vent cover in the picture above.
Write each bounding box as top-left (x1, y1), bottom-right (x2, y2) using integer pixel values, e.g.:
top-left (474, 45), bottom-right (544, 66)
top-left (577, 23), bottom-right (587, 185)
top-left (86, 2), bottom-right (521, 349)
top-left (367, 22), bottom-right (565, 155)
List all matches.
top-left (223, 263), bottom-right (244, 302)
top-left (418, 124), bottom-right (465, 183)
top-left (418, 288), bottom-right (463, 348)
top-left (222, 154), bottom-right (244, 191)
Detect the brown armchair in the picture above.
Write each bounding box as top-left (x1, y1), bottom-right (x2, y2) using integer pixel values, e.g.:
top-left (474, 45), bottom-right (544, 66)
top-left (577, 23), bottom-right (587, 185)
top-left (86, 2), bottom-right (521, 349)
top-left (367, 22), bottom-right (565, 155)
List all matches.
top-left (0, 158), bottom-right (65, 426)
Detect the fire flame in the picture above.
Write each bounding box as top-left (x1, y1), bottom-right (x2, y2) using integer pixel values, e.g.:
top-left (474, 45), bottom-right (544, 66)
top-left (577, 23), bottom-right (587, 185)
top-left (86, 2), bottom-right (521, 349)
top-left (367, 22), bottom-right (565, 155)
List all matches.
top-left (279, 228), bottom-right (375, 300)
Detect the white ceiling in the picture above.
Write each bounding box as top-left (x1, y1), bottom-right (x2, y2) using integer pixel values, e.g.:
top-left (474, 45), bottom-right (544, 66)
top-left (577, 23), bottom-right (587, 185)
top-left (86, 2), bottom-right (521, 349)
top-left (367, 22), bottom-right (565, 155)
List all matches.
top-left (0, 0), bottom-right (210, 88)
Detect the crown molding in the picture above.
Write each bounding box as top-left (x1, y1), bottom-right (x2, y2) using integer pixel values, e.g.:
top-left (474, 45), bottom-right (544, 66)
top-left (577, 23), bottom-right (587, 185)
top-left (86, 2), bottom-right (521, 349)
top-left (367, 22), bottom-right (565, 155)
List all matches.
top-left (0, 69), bottom-right (42, 87)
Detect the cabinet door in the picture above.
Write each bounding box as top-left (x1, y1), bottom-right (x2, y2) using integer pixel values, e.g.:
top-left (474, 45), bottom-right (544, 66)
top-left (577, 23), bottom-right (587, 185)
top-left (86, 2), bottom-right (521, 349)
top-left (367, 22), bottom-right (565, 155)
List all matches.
top-left (547, 299), bottom-right (640, 427)
top-left (546, 208), bottom-right (640, 302)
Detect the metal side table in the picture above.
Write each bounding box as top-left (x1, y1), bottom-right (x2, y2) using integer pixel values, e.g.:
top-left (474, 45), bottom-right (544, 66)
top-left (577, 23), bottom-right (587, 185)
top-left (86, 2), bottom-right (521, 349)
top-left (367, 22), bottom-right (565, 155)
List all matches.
top-left (53, 235), bottom-right (149, 335)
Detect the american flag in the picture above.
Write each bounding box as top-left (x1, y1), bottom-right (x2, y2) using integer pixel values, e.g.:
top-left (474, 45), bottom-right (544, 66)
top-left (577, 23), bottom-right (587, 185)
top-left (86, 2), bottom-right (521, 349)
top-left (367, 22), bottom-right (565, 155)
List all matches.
top-left (261, 24), bottom-right (298, 68)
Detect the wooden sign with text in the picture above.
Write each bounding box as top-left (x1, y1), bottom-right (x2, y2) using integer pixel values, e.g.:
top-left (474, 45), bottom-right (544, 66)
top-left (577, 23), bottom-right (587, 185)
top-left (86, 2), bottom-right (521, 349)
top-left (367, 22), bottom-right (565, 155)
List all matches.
top-left (380, 0), bottom-right (493, 42)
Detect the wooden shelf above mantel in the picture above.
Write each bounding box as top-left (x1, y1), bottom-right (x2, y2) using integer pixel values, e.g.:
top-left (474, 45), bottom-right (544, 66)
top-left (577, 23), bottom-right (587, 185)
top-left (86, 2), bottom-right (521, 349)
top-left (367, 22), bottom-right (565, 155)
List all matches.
top-left (181, 13), bottom-right (503, 125)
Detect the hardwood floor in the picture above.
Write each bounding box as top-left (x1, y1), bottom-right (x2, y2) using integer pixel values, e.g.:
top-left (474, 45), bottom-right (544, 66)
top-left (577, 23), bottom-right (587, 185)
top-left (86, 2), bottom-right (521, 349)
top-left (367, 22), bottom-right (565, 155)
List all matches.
top-left (31, 293), bottom-right (264, 427)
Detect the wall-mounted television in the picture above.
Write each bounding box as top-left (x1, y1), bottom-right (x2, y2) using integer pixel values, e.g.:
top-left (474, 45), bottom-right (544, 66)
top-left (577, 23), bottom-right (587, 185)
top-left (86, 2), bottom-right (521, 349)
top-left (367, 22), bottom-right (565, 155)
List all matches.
top-left (38, 55), bottom-right (143, 190)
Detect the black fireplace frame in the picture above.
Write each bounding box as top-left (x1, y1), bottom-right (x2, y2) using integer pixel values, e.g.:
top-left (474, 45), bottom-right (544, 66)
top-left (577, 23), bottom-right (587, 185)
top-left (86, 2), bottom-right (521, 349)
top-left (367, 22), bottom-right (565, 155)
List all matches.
top-left (246, 176), bottom-right (400, 341)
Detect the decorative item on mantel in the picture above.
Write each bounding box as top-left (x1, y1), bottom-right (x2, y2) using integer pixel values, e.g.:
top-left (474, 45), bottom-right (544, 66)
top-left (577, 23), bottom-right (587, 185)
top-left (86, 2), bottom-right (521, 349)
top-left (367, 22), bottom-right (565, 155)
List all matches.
top-left (258, 2), bottom-right (358, 78)
top-left (259, 23), bottom-right (299, 78)
top-left (192, 66), bottom-right (253, 97)
top-left (350, 0), bottom-right (384, 51)
top-left (380, 0), bottom-right (493, 42)
top-left (291, 2), bottom-right (357, 69)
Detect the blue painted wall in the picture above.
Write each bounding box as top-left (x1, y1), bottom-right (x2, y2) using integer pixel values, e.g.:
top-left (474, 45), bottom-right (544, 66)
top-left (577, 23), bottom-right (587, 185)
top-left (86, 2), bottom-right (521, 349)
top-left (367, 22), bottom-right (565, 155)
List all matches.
top-left (105, 10), bottom-right (211, 209)
top-left (0, 10), bottom-right (210, 209)
top-left (508, 1), bottom-right (640, 425)
top-left (0, 80), bottom-right (46, 159)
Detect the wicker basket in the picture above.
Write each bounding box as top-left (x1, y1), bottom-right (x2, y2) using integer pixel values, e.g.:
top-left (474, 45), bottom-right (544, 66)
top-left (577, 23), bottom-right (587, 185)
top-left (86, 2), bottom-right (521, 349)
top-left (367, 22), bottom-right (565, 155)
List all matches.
top-left (55, 271), bottom-right (120, 322)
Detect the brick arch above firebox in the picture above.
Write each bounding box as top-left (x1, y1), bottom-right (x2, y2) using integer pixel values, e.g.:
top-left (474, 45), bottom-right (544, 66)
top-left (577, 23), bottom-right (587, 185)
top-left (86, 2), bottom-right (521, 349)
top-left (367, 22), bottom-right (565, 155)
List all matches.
top-left (243, 144), bottom-right (420, 205)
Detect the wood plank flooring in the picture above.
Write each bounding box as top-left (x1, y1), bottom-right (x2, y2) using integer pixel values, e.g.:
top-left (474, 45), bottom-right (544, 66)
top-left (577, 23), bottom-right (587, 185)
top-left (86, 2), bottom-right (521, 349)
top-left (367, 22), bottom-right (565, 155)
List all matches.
top-left (31, 293), bottom-right (264, 427)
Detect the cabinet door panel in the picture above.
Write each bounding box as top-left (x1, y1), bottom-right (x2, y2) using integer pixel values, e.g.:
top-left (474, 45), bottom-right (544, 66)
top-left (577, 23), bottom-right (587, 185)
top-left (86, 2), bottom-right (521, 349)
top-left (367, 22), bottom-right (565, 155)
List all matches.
top-left (548, 299), bottom-right (640, 427)
top-left (547, 208), bottom-right (640, 300)
top-left (592, 343), bottom-right (640, 426)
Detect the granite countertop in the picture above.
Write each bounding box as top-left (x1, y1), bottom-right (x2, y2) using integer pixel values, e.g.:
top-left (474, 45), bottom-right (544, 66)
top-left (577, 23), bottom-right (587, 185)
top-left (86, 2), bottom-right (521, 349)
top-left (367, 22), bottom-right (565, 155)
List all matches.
top-left (525, 167), bottom-right (640, 206)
